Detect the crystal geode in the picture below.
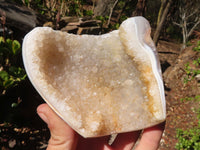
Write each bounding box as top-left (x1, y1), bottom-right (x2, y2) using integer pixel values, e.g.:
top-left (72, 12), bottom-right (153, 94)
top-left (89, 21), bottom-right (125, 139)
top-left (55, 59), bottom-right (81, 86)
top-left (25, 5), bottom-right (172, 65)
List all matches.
top-left (22, 16), bottom-right (166, 138)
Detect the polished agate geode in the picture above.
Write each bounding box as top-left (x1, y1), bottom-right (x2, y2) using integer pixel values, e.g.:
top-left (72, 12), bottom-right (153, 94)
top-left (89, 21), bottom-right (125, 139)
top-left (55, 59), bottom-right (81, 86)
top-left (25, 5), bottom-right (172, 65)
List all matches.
top-left (22, 16), bottom-right (166, 138)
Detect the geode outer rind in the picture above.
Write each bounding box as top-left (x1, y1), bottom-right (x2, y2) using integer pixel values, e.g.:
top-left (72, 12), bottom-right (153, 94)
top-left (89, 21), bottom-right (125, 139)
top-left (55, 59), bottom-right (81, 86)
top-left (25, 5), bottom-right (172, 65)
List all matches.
top-left (22, 16), bottom-right (166, 138)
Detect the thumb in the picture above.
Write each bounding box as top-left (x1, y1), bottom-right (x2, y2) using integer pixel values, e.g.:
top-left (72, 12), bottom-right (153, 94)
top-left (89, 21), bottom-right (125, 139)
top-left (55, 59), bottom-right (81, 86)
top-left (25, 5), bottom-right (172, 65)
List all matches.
top-left (37, 103), bottom-right (78, 150)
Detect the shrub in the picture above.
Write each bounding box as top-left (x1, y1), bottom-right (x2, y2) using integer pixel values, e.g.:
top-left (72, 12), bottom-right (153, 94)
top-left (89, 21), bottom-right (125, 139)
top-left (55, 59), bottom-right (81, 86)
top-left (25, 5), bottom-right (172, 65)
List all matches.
top-left (0, 37), bottom-right (26, 95)
top-left (175, 106), bottom-right (200, 150)
top-left (175, 126), bottom-right (200, 150)
top-left (176, 40), bottom-right (200, 149)
top-left (184, 40), bottom-right (200, 83)
top-left (176, 96), bottom-right (200, 150)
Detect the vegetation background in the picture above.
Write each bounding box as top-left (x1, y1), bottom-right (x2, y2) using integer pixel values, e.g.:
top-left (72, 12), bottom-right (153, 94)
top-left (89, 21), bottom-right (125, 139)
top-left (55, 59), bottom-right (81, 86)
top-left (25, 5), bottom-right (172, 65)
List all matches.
top-left (0, 0), bottom-right (200, 149)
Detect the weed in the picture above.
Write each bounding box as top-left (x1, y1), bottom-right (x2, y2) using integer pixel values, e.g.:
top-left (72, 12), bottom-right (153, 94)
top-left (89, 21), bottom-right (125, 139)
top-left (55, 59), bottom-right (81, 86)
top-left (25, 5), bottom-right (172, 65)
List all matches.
top-left (184, 41), bottom-right (200, 84)
top-left (180, 95), bottom-right (200, 102)
top-left (0, 37), bottom-right (26, 95)
top-left (175, 127), bottom-right (200, 150)
top-left (176, 95), bottom-right (200, 150)
top-left (176, 41), bottom-right (200, 149)
top-left (184, 62), bottom-right (200, 83)
top-left (184, 63), bottom-right (193, 83)
top-left (193, 58), bottom-right (200, 67)
top-left (83, 10), bottom-right (93, 16)
top-left (193, 40), bottom-right (200, 52)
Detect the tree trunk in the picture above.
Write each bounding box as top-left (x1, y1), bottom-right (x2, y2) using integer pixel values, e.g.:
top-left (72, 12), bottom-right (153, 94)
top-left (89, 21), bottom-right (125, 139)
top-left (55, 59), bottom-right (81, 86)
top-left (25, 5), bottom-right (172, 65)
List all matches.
top-left (157, 0), bottom-right (167, 26)
top-left (182, 15), bottom-right (187, 49)
top-left (132, 0), bottom-right (147, 16)
top-left (173, 0), bottom-right (200, 49)
top-left (94, 0), bottom-right (116, 17)
top-left (153, 0), bottom-right (172, 45)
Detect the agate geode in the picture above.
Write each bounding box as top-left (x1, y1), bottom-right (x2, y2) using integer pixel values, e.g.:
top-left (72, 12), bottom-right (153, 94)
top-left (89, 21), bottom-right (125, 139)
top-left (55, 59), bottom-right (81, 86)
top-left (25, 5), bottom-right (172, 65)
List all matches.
top-left (22, 16), bottom-right (166, 137)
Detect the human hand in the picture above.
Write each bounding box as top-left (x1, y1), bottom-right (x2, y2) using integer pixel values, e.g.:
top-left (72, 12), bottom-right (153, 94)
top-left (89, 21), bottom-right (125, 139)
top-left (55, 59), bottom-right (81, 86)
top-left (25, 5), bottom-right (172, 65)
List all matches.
top-left (37, 103), bottom-right (165, 150)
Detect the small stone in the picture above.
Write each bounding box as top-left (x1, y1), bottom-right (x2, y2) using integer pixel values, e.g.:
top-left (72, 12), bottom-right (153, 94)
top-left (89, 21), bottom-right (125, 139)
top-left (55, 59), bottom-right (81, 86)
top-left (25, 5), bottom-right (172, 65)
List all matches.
top-left (8, 139), bottom-right (16, 148)
top-left (195, 74), bottom-right (200, 81)
top-left (43, 22), bottom-right (54, 28)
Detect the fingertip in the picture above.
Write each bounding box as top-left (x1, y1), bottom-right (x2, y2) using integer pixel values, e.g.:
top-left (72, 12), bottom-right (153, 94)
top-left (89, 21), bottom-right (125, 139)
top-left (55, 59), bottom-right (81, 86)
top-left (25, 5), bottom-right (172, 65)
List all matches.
top-left (36, 103), bottom-right (79, 150)
top-left (37, 103), bottom-right (50, 124)
top-left (37, 103), bottom-right (62, 129)
top-left (135, 122), bottom-right (165, 150)
top-left (111, 131), bottom-right (141, 150)
top-left (37, 103), bottom-right (49, 113)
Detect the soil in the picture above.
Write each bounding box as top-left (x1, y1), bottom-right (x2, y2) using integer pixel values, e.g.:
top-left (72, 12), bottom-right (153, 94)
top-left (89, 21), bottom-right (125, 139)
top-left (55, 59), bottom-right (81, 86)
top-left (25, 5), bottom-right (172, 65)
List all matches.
top-left (157, 40), bottom-right (200, 149)
top-left (0, 40), bottom-right (200, 150)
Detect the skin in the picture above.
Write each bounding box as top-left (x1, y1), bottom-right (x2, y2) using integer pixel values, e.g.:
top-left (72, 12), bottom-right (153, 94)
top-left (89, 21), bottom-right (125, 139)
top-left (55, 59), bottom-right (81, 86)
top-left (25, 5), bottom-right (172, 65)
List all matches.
top-left (37, 103), bottom-right (165, 150)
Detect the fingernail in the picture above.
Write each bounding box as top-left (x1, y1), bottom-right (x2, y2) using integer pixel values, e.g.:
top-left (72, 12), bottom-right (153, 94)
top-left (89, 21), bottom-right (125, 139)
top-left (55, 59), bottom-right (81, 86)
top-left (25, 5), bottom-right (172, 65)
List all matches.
top-left (38, 112), bottom-right (49, 125)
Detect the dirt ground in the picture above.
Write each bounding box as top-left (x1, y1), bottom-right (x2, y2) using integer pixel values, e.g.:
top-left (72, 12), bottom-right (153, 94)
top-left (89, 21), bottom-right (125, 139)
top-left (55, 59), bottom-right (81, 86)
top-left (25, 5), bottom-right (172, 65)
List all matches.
top-left (0, 40), bottom-right (200, 150)
top-left (157, 40), bottom-right (200, 149)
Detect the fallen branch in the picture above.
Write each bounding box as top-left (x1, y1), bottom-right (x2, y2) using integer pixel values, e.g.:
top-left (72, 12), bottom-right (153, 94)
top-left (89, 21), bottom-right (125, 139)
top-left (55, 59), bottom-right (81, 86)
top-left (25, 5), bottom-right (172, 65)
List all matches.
top-left (107, 0), bottom-right (118, 26)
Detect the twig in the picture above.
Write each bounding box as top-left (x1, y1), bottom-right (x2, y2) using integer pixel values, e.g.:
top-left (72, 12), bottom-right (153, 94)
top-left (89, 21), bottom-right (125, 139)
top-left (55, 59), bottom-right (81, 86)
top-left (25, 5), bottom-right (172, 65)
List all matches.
top-left (0, 10), bottom-right (6, 42)
top-left (173, 21), bottom-right (182, 27)
top-left (188, 19), bottom-right (200, 38)
top-left (107, 0), bottom-right (118, 26)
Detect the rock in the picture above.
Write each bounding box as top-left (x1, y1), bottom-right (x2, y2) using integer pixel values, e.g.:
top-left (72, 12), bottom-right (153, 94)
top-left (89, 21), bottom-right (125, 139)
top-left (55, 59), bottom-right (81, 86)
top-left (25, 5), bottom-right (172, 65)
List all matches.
top-left (77, 26), bottom-right (101, 35)
top-left (0, 1), bottom-right (37, 29)
top-left (60, 16), bottom-right (80, 23)
top-left (22, 17), bottom-right (166, 137)
top-left (58, 16), bottom-right (102, 35)
top-left (0, 0), bottom-right (43, 41)
top-left (8, 139), bottom-right (16, 148)
top-left (157, 40), bottom-right (180, 73)
top-left (195, 74), bottom-right (200, 82)
top-left (59, 16), bottom-right (80, 29)
top-left (67, 22), bottom-right (81, 26)
top-left (43, 22), bottom-right (54, 28)
top-left (163, 46), bottom-right (197, 86)
top-left (61, 25), bottom-right (78, 34)
top-left (79, 20), bottom-right (100, 27)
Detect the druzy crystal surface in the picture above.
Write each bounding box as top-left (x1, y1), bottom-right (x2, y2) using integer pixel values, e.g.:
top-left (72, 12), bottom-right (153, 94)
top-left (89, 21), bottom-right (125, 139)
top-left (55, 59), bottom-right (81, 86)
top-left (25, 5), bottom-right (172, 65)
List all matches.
top-left (23, 16), bottom-right (166, 137)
